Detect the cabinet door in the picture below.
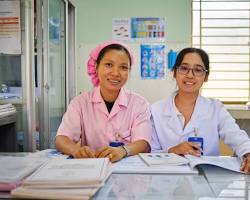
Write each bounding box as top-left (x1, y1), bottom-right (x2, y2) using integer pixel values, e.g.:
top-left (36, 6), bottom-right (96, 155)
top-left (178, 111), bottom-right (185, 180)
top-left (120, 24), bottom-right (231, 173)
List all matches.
top-left (37, 0), bottom-right (66, 149)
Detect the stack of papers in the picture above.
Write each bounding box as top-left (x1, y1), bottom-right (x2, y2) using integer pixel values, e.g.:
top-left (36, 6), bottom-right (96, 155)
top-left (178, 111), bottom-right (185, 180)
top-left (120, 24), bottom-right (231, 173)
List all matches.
top-left (0, 156), bottom-right (48, 192)
top-left (11, 158), bottom-right (111, 200)
top-left (0, 104), bottom-right (16, 118)
top-left (11, 187), bottom-right (98, 200)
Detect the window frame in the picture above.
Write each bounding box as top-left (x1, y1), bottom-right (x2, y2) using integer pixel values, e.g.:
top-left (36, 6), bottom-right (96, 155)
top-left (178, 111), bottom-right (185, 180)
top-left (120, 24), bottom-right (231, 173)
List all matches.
top-left (192, 0), bottom-right (250, 104)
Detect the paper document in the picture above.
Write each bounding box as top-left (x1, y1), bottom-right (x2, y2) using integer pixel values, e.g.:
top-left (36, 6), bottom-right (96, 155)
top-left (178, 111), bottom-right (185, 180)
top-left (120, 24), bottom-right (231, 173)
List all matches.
top-left (23, 158), bottom-right (111, 188)
top-left (11, 187), bottom-right (98, 200)
top-left (112, 155), bottom-right (198, 174)
top-left (0, 156), bottom-right (48, 192)
top-left (0, 156), bottom-right (48, 183)
top-left (11, 158), bottom-right (111, 199)
top-left (139, 153), bottom-right (189, 166)
top-left (185, 155), bottom-right (243, 173)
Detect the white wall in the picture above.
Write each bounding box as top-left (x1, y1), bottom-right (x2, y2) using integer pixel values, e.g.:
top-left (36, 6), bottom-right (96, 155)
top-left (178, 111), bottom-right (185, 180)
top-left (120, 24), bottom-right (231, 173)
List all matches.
top-left (71, 0), bottom-right (191, 103)
top-left (77, 42), bottom-right (190, 104)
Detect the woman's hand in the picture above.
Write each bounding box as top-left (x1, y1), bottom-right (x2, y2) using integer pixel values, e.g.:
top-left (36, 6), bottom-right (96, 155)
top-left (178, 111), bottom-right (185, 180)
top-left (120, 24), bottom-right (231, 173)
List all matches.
top-left (168, 141), bottom-right (202, 156)
top-left (240, 153), bottom-right (250, 174)
top-left (95, 146), bottom-right (126, 163)
top-left (71, 146), bottom-right (96, 158)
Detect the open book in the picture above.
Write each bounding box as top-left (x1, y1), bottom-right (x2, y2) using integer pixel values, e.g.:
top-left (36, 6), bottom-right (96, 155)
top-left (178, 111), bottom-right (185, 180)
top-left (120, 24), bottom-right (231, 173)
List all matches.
top-left (139, 153), bottom-right (244, 174)
top-left (185, 155), bottom-right (243, 173)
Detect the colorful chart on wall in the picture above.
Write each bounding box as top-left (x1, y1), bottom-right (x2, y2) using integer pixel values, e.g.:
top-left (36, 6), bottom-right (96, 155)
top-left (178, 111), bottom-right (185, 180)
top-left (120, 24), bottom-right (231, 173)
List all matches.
top-left (131, 17), bottom-right (165, 42)
top-left (141, 44), bottom-right (165, 79)
top-left (112, 17), bottom-right (165, 42)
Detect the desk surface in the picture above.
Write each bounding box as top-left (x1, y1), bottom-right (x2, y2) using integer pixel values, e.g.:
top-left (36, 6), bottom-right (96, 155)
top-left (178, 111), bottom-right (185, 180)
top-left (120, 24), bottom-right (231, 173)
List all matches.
top-left (94, 173), bottom-right (214, 200)
top-left (200, 165), bottom-right (250, 199)
top-left (93, 167), bottom-right (250, 200)
top-left (1, 152), bottom-right (249, 200)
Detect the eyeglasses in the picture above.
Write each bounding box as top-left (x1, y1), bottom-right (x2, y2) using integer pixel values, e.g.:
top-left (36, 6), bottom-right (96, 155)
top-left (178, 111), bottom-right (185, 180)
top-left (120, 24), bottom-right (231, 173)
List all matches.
top-left (177, 65), bottom-right (208, 77)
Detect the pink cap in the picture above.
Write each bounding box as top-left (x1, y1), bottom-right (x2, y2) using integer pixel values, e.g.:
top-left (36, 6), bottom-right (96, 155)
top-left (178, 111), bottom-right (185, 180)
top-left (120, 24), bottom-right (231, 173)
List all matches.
top-left (87, 40), bottom-right (134, 86)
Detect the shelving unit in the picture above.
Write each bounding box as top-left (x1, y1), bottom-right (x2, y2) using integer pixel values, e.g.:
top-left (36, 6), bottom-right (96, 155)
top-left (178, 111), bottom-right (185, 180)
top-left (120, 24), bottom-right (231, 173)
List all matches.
top-left (0, 113), bottom-right (17, 152)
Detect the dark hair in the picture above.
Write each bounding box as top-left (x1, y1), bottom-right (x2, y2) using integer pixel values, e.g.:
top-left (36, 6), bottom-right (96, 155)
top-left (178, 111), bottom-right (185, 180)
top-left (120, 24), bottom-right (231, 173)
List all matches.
top-left (173, 47), bottom-right (210, 76)
top-left (96, 44), bottom-right (132, 67)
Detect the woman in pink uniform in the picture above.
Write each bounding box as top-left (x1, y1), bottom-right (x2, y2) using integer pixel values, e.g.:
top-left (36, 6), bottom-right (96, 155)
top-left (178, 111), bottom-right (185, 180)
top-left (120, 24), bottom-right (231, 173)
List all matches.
top-left (55, 40), bottom-right (151, 162)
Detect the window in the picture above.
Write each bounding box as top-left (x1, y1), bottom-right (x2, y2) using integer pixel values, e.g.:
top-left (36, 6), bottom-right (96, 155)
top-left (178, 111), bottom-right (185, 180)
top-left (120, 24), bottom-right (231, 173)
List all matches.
top-left (192, 0), bottom-right (250, 103)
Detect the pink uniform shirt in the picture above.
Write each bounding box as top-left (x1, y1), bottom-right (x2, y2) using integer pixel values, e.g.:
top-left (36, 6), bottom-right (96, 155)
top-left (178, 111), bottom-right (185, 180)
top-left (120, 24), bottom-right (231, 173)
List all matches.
top-left (56, 86), bottom-right (152, 151)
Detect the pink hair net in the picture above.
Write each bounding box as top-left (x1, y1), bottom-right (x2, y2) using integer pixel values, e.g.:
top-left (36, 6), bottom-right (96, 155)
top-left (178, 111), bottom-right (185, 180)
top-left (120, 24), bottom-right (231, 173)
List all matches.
top-left (87, 40), bottom-right (134, 86)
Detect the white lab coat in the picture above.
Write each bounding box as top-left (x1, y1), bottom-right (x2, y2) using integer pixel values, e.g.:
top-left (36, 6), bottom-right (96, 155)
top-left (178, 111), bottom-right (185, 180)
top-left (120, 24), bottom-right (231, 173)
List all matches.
top-left (151, 93), bottom-right (250, 157)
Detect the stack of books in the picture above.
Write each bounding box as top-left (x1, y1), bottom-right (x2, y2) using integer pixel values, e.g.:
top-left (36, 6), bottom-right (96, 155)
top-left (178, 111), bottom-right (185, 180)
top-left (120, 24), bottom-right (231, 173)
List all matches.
top-left (11, 158), bottom-right (111, 200)
top-left (0, 104), bottom-right (16, 118)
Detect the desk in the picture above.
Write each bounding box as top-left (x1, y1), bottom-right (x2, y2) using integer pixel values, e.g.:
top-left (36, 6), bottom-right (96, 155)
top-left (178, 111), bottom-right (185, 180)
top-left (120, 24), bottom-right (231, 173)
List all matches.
top-left (93, 173), bottom-right (214, 200)
top-left (93, 168), bottom-right (250, 200)
top-left (93, 160), bottom-right (250, 200)
top-left (0, 113), bottom-right (17, 152)
top-left (2, 151), bottom-right (250, 200)
top-left (200, 165), bottom-right (250, 199)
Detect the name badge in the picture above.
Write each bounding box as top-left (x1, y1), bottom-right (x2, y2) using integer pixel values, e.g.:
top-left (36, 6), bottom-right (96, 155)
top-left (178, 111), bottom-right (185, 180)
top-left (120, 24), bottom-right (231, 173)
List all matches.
top-left (188, 137), bottom-right (204, 155)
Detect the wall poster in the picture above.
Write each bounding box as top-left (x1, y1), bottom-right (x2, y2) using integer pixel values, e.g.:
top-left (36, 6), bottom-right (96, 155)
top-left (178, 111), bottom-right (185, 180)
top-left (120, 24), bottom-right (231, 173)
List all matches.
top-left (141, 44), bottom-right (165, 79)
top-left (131, 17), bottom-right (165, 42)
top-left (112, 18), bottom-right (130, 41)
top-left (112, 17), bottom-right (165, 42)
top-left (0, 0), bottom-right (21, 54)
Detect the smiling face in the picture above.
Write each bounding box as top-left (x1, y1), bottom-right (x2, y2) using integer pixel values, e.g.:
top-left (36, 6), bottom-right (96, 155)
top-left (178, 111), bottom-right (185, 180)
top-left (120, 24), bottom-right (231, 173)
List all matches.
top-left (96, 49), bottom-right (130, 101)
top-left (174, 52), bottom-right (208, 95)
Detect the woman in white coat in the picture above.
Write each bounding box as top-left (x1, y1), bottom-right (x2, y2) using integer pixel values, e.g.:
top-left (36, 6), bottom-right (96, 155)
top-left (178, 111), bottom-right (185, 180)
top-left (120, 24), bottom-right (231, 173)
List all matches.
top-left (151, 47), bottom-right (250, 173)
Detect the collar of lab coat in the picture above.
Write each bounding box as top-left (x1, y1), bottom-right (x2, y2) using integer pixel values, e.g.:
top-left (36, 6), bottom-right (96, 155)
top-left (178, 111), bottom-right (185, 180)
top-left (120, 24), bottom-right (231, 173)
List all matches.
top-left (91, 86), bottom-right (128, 118)
top-left (163, 92), bottom-right (210, 135)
